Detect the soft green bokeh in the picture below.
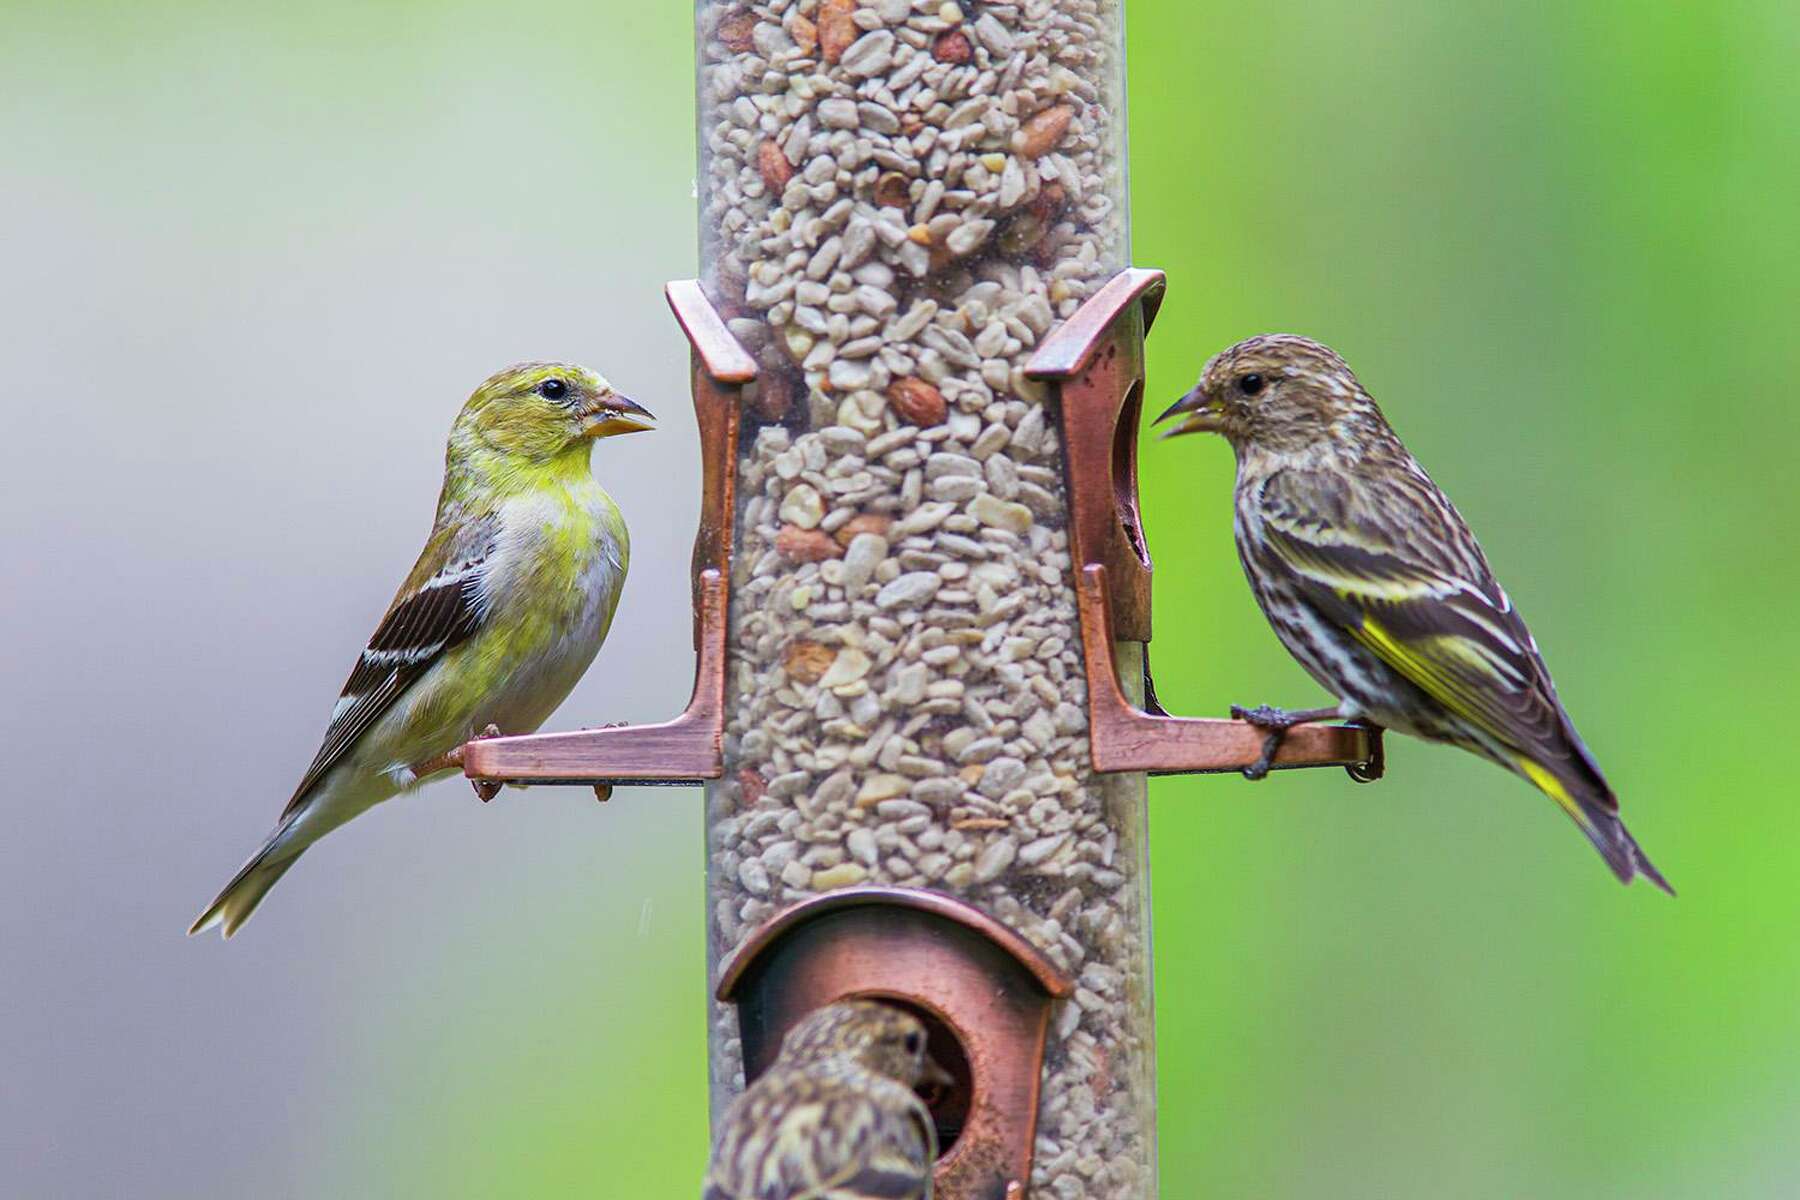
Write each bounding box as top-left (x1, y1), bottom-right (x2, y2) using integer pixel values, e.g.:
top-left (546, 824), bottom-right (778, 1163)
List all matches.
top-left (9, 1), bottom-right (1796, 1196)
top-left (1134, 2), bottom-right (1800, 1196)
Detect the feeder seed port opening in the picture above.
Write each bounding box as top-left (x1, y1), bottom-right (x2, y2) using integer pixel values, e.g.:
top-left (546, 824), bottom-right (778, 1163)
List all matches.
top-left (717, 886), bottom-right (1074, 1200)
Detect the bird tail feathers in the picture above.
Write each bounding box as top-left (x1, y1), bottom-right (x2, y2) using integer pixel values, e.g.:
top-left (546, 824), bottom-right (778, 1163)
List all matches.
top-left (189, 829), bottom-right (305, 938)
top-left (1516, 755), bottom-right (1673, 895)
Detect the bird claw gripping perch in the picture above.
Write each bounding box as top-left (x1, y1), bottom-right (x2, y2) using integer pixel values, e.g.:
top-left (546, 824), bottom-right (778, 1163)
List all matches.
top-left (1227, 707), bottom-right (1389, 783)
top-left (1228, 705), bottom-right (1351, 781)
top-left (468, 723), bottom-right (504, 800)
top-left (1024, 269), bottom-right (1386, 781)
top-left (411, 724), bottom-right (506, 800)
top-left (456, 280), bottom-right (750, 794)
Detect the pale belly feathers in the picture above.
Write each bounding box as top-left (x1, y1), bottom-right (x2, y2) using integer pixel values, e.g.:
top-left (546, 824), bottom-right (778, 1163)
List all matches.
top-left (288, 479), bottom-right (627, 845)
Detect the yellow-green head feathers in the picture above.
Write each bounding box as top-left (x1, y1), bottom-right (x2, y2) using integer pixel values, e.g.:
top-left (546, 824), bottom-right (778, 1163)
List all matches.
top-left (190, 359), bottom-right (647, 939)
top-left (451, 361), bottom-right (654, 465)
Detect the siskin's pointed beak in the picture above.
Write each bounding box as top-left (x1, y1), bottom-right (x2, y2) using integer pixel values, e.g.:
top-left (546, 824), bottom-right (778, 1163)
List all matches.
top-left (1154, 385), bottom-right (1224, 438)
top-left (581, 394), bottom-right (657, 438)
top-left (919, 1052), bottom-right (956, 1090)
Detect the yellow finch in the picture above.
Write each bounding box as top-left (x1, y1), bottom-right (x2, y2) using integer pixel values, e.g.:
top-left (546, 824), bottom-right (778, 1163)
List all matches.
top-left (1159, 335), bottom-right (1670, 893)
top-left (190, 362), bottom-right (653, 937)
top-left (704, 1000), bottom-right (950, 1200)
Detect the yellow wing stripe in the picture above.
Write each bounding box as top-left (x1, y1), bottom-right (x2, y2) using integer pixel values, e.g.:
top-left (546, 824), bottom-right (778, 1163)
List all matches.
top-left (1350, 617), bottom-right (1485, 725)
top-left (1430, 630), bottom-right (1527, 687)
top-left (1517, 755), bottom-right (1584, 823)
top-left (1275, 534), bottom-right (1446, 601)
top-left (1359, 618), bottom-right (1584, 827)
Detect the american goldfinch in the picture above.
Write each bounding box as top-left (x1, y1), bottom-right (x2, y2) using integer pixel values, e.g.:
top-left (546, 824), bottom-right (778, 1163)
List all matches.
top-left (704, 1000), bottom-right (950, 1200)
top-left (190, 362), bottom-right (654, 938)
top-left (1159, 335), bottom-right (1670, 892)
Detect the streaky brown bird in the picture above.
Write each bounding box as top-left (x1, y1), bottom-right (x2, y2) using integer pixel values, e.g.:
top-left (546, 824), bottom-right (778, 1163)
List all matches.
top-left (703, 1000), bottom-right (948, 1200)
top-left (1161, 334), bottom-right (1670, 893)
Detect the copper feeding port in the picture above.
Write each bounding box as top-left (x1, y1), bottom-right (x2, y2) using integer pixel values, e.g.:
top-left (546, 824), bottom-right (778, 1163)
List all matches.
top-left (715, 886), bottom-right (1074, 1199)
top-left (457, 280), bottom-right (746, 794)
top-left (1028, 268), bottom-right (1385, 781)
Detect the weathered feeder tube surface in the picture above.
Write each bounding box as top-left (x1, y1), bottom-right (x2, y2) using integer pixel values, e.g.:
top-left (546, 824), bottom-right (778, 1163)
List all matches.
top-left (697, 1), bottom-right (1151, 1195)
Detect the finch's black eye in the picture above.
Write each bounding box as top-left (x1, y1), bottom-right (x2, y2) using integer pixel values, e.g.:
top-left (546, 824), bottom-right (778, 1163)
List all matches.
top-left (903, 1032), bottom-right (923, 1055)
top-left (538, 378), bottom-right (569, 401)
top-left (1237, 373), bottom-right (1265, 397)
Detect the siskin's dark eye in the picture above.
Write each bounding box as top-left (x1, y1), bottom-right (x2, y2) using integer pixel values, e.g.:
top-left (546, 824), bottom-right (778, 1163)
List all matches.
top-left (903, 1032), bottom-right (923, 1055)
top-left (538, 378), bottom-right (569, 401)
top-left (1237, 373), bottom-right (1265, 397)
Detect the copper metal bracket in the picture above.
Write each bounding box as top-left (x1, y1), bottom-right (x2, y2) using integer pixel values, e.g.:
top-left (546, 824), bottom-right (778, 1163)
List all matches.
top-left (1026, 268), bottom-right (1383, 778)
top-left (459, 280), bottom-right (750, 790)
top-left (717, 886), bottom-right (1073, 1200)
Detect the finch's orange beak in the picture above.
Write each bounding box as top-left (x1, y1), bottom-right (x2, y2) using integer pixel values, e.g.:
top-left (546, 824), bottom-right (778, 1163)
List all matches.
top-left (1155, 386), bottom-right (1223, 438)
top-left (581, 394), bottom-right (657, 438)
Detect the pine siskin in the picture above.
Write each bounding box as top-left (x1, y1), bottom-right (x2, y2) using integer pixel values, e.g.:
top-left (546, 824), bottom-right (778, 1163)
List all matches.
top-left (703, 1000), bottom-right (950, 1200)
top-left (190, 363), bottom-right (655, 937)
top-left (1159, 334), bottom-right (1670, 893)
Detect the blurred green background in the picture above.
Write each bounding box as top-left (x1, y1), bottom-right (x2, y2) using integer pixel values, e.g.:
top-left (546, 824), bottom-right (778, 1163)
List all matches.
top-left (4, 1), bottom-right (1796, 1196)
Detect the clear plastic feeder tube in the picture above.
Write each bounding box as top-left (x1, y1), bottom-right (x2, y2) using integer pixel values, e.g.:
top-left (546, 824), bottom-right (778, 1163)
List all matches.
top-left (697, 0), bottom-right (1151, 1194)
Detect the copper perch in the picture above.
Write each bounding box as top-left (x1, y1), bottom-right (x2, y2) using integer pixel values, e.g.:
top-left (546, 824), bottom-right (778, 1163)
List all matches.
top-left (459, 280), bottom-right (748, 790)
top-left (1027, 268), bottom-right (1383, 779)
top-left (717, 886), bottom-right (1074, 1200)
top-left (1076, 565), bottom-right (1374, 774)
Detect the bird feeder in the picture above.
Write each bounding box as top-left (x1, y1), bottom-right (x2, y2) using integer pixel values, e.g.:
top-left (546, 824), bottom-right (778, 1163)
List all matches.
top-left (462, 4), bottom-right (1382, 1196)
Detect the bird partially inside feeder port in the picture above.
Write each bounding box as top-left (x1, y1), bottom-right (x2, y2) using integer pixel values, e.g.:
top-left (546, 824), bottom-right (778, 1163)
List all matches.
top-left (1158, 334), bottom-right (1671, 894)
top-left (704, 999), bottom-right (952, 1200)
top-left (189, 362), bottom-right (655, 938)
